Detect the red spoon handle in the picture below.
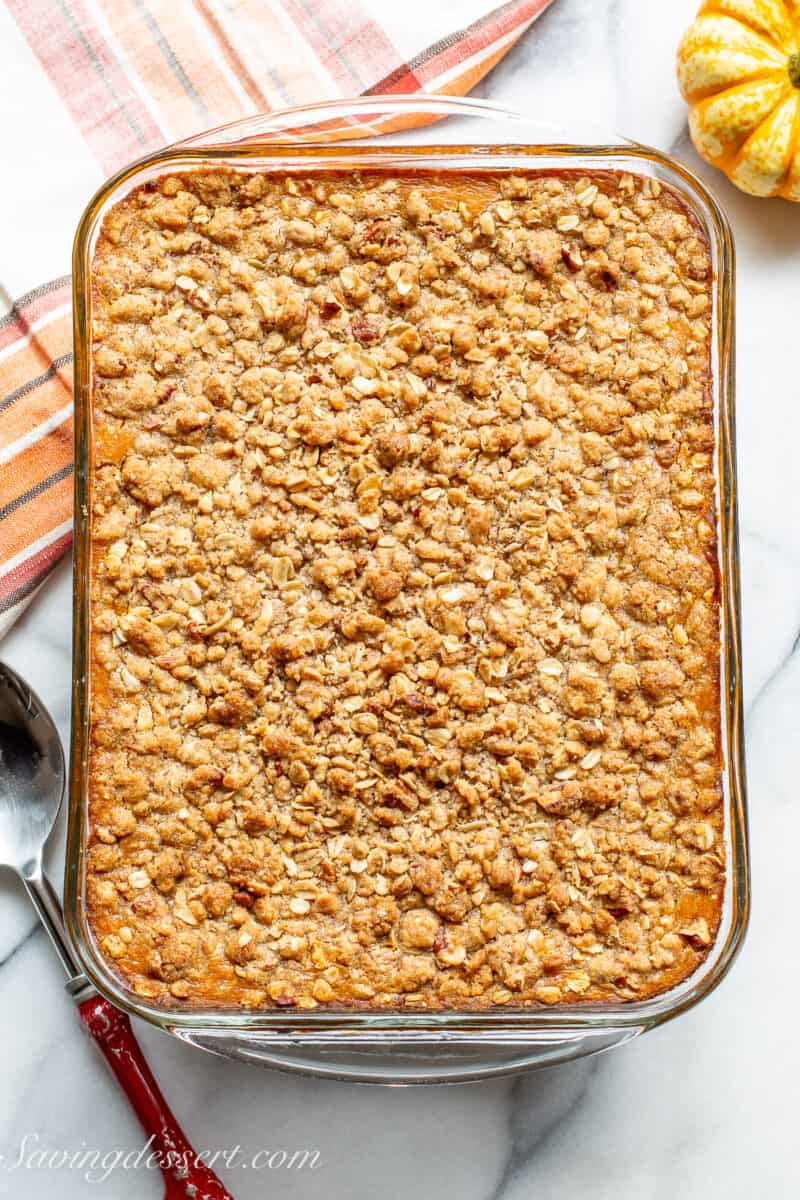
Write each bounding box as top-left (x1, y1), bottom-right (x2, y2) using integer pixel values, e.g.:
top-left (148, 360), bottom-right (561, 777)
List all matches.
top-left (78, 994), bottom-right (235, 1200)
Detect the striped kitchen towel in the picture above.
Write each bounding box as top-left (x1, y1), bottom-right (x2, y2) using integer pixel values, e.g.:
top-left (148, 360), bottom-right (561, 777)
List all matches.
top-left (0, 0), bottom-right (554, 637)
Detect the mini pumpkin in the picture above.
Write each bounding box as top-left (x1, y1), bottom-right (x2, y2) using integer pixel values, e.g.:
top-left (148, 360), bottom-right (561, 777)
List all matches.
top-left (677, 0), bottom-right (800, 199)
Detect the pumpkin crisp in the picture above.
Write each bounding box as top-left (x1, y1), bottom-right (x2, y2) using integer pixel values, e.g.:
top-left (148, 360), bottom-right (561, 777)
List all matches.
top-left (86, 166), bottom-right (723, 1011)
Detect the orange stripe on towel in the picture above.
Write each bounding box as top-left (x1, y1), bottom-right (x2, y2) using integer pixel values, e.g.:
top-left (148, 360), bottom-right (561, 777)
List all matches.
top-left (0, 474), bottom-right (74, 567)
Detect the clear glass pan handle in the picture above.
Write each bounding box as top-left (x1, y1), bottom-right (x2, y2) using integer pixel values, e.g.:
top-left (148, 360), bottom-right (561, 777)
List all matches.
top-left (174, 93), bottom-right (630, 151)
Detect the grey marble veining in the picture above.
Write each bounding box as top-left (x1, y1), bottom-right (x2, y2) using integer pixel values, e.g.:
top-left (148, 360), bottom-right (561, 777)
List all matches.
top-left (2, 0), bottom-right (800, 1195)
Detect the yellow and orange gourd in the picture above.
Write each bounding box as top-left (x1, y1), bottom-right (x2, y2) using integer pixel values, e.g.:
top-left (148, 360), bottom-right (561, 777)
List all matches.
top-left (678, 0), bottom-right (800, 199)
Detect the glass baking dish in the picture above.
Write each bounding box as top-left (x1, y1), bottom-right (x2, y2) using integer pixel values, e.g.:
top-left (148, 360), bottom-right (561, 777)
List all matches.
top-left (66, 95), bottom-right (749, 1083)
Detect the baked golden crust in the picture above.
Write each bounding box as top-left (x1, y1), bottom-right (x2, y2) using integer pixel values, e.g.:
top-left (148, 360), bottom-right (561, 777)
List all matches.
top-left (86, 166), bottom-right (723, 1011)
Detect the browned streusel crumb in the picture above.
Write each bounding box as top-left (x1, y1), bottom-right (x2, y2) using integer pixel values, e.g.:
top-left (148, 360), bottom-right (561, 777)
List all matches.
top-left (86, 166), bottom-right (723, 1011)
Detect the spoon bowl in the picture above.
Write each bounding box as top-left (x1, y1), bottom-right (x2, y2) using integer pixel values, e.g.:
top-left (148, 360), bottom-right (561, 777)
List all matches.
top-left (0, 660), bottom-right (77, 977)
top-left (0, 662), bottom-right (65, 877)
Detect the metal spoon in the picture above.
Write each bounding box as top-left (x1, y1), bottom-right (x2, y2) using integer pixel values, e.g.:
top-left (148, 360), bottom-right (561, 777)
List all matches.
top-left (0, 661), bottom-right (235, 1200)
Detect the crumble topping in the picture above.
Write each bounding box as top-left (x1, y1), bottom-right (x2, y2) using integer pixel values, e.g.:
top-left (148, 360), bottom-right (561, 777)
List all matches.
top-left (86, 166), bottom-right (723, 1010)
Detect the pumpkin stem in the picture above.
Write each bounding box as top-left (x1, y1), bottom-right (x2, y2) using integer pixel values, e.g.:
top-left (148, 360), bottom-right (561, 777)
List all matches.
top-left (790, 52), bottom-right (800, 88)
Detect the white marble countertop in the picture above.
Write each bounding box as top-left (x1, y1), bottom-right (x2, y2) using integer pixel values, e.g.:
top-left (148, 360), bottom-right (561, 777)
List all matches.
top-left (3, 1), bottom-right (800, 1195)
